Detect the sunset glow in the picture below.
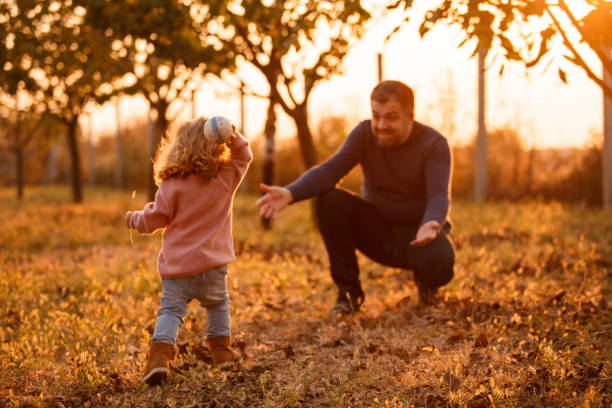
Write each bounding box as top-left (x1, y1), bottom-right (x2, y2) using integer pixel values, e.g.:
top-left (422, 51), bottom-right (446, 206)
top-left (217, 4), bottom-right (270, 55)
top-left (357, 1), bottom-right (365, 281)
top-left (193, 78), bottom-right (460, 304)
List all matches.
top-left (89, 1), bottom-right (605, 150)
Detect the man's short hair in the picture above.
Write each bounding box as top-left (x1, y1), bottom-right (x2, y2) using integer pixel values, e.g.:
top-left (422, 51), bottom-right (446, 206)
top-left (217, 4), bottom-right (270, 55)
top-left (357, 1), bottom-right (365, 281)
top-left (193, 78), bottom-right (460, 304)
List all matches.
top-left (370, 80), bottom-right (414, 113)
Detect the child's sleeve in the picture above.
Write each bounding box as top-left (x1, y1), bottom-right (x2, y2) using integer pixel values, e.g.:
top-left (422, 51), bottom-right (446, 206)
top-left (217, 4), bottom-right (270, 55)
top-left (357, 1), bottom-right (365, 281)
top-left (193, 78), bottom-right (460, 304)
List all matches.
top-left (222, 131), bottom-right (253, 189)
top-left (126, 183), bottom-right (174, 234)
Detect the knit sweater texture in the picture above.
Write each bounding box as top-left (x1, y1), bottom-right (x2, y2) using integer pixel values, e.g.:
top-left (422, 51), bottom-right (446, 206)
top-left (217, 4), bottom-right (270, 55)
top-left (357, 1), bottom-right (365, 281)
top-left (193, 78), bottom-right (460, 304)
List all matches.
top-left (287, 120), bottom-right (451, 226)
top-left (127, 133), bottom-right (252, 278)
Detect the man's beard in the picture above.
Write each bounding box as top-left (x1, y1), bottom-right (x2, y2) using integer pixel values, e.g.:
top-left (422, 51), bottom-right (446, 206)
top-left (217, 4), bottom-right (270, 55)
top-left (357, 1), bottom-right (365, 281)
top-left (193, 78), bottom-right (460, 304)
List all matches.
top-left (374, 129), bottom-right (399, 147)
top-left (374, 122), bottom-right (413, 148)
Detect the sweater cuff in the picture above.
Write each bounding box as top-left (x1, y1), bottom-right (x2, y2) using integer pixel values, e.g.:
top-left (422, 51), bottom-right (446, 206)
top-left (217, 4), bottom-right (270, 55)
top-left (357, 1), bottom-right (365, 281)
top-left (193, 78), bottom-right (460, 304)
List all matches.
top-left (128, 212), bottom-right (136, 229)
top-left (286, 184), bottom-right (306, 204)
top-left (228, 131), bottom-right (248, 150)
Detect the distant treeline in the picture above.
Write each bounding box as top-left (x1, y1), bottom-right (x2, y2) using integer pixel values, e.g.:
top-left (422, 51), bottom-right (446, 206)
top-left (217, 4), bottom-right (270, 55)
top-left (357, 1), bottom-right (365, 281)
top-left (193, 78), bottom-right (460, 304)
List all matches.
top-left (0, 115), bottom-right (602, 206)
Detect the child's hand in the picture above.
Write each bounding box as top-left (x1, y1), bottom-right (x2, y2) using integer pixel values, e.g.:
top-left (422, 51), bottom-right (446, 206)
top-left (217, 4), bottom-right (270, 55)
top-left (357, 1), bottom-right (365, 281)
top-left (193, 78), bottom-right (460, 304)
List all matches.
top-left (228, 125), bottom-right (237, 143)
top-left (125, 211), bottom-right (133, 229)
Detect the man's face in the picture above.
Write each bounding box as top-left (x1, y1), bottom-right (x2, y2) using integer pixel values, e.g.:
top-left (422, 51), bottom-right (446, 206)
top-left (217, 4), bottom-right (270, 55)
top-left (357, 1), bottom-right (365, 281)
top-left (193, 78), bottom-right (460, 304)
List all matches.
top-left (370, 98), bottom-right (414, 148)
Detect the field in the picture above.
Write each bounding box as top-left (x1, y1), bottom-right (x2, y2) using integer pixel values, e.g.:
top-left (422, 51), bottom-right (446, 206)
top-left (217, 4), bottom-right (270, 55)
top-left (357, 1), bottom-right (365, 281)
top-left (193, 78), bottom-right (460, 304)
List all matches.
top-left (1, 186), bottom-right (611, 407)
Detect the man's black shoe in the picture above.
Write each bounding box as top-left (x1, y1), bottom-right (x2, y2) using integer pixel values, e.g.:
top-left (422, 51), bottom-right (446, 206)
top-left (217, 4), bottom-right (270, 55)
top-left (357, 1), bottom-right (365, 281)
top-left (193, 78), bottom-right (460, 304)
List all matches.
top-left (328, 292), bottom-right (364, 318)
top-left (417, 282), bottom-right (439, 305)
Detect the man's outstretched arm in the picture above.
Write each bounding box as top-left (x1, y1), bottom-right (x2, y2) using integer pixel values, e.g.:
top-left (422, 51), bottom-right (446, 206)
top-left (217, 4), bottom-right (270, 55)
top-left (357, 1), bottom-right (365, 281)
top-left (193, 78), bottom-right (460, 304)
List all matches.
top-left (411, 137), bottom-right (451, 247)
top-left (256, 121), bottom-right (369, 218)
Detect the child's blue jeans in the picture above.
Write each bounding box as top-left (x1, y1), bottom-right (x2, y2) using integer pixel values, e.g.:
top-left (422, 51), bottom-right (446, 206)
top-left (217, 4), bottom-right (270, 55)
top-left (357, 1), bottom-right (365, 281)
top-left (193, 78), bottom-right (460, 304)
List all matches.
top-left (150, 265), bottom-right (230, 344)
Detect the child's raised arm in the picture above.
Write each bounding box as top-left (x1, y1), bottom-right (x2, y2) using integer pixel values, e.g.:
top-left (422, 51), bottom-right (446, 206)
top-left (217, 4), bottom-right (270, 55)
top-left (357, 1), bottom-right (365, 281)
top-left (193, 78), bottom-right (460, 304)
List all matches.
top-left (222, 131), bottom-right (253, 190)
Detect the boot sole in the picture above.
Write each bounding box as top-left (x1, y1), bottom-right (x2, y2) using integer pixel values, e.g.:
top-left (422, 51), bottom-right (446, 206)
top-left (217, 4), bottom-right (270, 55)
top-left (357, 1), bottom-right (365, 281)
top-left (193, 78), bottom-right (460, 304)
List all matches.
top-left (142, 367), bottom-right (168, 386)
top-left (214, 359), bottom-right (240, 370)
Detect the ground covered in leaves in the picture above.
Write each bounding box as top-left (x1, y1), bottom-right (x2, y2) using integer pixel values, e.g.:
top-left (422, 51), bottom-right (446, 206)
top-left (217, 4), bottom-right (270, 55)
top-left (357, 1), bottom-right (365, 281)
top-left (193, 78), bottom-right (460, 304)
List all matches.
top-left (1, 187), bottom-right (611, 407)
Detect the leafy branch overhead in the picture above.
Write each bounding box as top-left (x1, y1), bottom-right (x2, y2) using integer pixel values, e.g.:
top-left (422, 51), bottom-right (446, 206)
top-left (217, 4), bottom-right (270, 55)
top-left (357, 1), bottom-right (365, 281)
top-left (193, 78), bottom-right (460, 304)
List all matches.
top-left (391, 0), bottom-right (612, 98)
top-left (198, 0), bottom-right (373, 169)
top-left (0, 0), bottom-right (123, 122)
top-left (203, 0), bottom-right (371, 114)
top-left (82, 0), bottom-right (231, 108)
top-left (80, 0), bottom-right (238, 200)
top-left (0, 0), bottom-right (134, 202)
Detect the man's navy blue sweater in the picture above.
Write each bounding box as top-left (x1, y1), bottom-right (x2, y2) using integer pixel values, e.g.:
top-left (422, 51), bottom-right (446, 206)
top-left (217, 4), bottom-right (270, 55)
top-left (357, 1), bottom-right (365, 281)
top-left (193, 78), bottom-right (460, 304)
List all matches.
top-left (286, 120), bottom-right (451, 226)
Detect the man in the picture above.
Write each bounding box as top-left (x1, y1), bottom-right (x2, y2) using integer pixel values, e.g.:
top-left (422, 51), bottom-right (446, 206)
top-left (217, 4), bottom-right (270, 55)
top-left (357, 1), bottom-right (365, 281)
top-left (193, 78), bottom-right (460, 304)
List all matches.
top-left (256, 80), bottom-right (455, 316)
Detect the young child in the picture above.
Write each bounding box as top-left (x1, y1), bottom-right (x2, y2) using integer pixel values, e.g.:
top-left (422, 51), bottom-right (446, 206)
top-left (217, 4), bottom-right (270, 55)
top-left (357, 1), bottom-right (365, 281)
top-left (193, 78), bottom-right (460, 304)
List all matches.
top-left (125, 116), bottom-right (252, 385)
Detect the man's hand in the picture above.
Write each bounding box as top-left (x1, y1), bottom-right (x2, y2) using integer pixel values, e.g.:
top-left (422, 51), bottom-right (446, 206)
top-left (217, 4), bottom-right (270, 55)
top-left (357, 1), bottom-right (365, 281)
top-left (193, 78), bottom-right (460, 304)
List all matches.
top-left (255, 183), bottom-right (293, 219)
top-left (410, 220), bottom-right (441, 247)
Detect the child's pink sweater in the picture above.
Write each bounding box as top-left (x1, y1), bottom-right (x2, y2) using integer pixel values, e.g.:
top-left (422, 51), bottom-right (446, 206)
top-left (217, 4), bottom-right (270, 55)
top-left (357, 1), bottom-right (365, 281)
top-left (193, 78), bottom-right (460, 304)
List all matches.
top-left (126, 133), bottom-right (252, 279)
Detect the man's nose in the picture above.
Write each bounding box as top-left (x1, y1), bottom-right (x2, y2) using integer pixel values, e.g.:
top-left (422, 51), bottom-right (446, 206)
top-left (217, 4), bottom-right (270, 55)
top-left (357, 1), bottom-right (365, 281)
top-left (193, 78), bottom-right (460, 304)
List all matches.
top-left (378, 120), bottom-right (390, 129)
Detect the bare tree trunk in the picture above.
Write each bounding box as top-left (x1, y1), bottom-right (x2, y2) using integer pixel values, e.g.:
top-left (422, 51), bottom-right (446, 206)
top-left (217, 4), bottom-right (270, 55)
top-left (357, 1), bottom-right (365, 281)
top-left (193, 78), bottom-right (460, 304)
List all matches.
top-left (474, 46), bottom-right (487, 202)
top-left (14, 105), bottom-right (23, 200)
top-left (512, 144), bottom-right (521, 196)
top-left (525, 147), bottom-right (535, 195)
top-left (261, 100), bottom-right (276, 230)
top-left (66, 119), bottom-right (83, 203)
top-left (192, 88), bottom-right (197, 119)
top-left (147, 109), bottom-right (155, 198)
top-left (603, 45), bottom-right (612, 207)
top-left (15, 146), bottom-right (23, 200)
top-left (293, 104), bottom-right (318, 169)
top-left (239, 83), bottom-right (248, 193)
top-left (87, 113), bottom-right (95, 186)
top-left (377, 52), bottom-right (383, 83)
top-left (148, 103), bottom-right (168, 201)
top-left (43, 140), bottom-right (60, 185)
top-left (114, 97), bottom-right (123, 188)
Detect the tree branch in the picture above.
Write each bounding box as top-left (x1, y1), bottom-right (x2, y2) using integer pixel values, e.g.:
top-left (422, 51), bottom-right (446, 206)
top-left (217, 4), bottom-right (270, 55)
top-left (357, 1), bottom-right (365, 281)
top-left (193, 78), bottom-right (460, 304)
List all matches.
top-left (232, 21), bottom-right (266, 72)
top-left (241, 84), bottom-right (268, 99)
top-left (556, 0), bottom-right (612, 76)
top-left (222, 73), bottom-right (269, 99)
top-left (167, 77), bottom-right (196, 123)
top-left (303, 48), bottom-right (336, 100)
top-left (270, 76), bottom-right (293, 116)
top-left (229, 13), bottom-right (300, 115)
top-left (279, 71), bottom-right (299, 109)
top-left (260, 55), bottom-right (293, 115)
top-left (545, 5), bottom-right (612, 98)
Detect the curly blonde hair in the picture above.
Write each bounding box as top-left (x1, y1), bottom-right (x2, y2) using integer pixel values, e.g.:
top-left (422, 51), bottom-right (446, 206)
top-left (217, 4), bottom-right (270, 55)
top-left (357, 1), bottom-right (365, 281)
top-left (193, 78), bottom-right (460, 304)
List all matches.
top-left (154, 116), bottom-right (229, 185)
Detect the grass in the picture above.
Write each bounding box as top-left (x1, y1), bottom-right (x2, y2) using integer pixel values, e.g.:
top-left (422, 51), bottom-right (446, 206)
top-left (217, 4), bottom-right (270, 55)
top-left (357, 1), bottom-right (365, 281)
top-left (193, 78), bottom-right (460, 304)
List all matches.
top-left (0, 186), bottom-right (610, 407)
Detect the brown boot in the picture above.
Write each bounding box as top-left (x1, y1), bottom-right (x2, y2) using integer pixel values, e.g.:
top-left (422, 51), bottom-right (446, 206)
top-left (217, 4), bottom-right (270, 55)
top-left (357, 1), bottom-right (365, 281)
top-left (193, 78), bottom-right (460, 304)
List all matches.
top-left (207, 336), bottom-right (240, 367)
top-left (142, 342), bottom-right (174, 385)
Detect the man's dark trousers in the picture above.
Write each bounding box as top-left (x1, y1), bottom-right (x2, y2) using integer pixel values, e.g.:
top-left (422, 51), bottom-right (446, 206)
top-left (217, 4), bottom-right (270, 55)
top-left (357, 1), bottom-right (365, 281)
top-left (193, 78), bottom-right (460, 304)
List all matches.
top-left (315, 188), bottom-right (455, 303)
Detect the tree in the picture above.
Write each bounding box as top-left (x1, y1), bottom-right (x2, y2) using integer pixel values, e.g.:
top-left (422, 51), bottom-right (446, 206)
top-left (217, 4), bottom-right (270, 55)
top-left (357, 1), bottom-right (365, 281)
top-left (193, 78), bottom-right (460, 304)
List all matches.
top-left (113, 96), bottom-right (123, 187)
top-left (391, 0), bottom-right (612, 205)
top-left (605, 45), bottom-right (612, 206)
top-left (0, 87), bottom-right (41, 199)
top-left (474, 45), bottom-right (487, 201)
top-left (0, 0), bottom-right (124, 202)
top-left (84, 0), bottom-right (230, 200)
top-left (261, 99), bottom-right (277, 229)
top-left (0, 2), bottom-right (44, 199)
top-left (204, 0), bottom-right (372, 170)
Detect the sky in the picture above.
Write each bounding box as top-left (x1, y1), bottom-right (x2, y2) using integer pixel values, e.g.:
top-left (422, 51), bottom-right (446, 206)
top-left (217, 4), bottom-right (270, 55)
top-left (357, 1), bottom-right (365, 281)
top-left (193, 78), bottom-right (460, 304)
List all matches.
top-left (88, 3), bottom-right (604, 150)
